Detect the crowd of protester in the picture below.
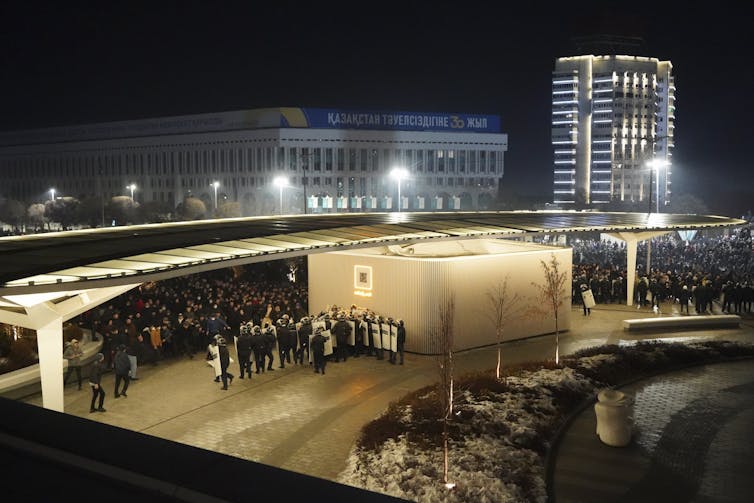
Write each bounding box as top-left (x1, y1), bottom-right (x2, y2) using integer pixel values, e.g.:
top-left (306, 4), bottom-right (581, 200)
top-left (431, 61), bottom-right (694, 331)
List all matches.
top-left (571, 226), bottom-right (753, 314)
top-left (70, 260), bottom-right (405, 391)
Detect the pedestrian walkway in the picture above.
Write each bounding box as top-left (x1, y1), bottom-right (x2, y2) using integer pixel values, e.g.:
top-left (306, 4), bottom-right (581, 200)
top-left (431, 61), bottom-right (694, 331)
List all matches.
top-left (550, 359), bottom-right (754, 503)
top-left (20, 302), bottom-right (754, 492)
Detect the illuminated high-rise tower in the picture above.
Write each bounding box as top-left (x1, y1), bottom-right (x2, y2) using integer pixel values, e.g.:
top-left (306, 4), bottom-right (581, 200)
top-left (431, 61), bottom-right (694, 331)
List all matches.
top-left (551, 55), bottom-right (674, 208)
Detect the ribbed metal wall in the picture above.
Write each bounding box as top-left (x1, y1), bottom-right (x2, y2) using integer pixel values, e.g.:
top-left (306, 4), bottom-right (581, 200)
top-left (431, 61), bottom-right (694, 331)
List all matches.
top-left (308, 244), bottom-right (572, 355)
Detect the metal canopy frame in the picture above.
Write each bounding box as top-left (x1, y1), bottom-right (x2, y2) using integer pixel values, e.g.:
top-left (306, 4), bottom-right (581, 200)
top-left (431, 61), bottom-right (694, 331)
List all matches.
top-left (0, 211), bottom-right (745, 295)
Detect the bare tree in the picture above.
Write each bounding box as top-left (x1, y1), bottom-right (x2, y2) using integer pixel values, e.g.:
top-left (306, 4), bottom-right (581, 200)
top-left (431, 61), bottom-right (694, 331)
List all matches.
top-left (484, 275), bottom-right (523, 380)
top-left (530, 253), bottom-right (568, 364)
top-left (432, 294), bottom-right (456, 488)
top-left (27, 203), bottom-right (46, 230)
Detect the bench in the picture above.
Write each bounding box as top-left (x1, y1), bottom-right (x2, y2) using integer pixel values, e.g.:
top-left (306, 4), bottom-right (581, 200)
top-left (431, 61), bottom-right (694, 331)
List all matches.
top-left (0, 331), bottom-right (102, 397)
top-left (622, 314), bottom-right (742, 331)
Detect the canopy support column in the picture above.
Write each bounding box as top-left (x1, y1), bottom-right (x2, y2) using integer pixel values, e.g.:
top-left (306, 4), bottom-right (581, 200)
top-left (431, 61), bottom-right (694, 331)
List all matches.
top-left (606, 231), bottom-right (673, 306)
top-left (0, 284), bottom-right (141, 412)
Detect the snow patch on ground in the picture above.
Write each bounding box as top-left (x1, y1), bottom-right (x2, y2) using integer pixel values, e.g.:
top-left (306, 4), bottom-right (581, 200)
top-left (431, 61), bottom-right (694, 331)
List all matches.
top-left (338, 367), bottom-right (598, 502)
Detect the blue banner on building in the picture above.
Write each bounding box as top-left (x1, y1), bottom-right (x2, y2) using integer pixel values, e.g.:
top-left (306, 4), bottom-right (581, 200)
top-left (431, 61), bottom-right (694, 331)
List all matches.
top-left (292, 108), bottom-right (500, 133)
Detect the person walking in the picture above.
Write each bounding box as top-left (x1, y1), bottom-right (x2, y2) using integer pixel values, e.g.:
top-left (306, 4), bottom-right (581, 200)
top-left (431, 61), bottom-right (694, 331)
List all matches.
top-left (114, 344), bottom-right (131, 398)
top-left (63, 338), bottom-right (84, 390)
top-left (579, 284), bottom-right (594, 316)
top-left (88, 353), bottom-right (106, 413)
top-left (311, 327), bottom-right (329, 375)
top-left (262, 326), bottom-right (276, 371)
top-left (679, 285), bottom-right (691, 315)
top-left (276, 318), bottom-right (290, 369)
top-left (207, 337), bottom-right (222, 382)
top-left (217, 336), bottom-right (234, 390)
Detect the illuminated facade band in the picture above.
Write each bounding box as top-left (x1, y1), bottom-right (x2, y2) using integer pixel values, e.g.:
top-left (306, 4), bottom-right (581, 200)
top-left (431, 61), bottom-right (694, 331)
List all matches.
top-left (551, 56), bottom-right (675, 206)
top-left (0, 107), bottom-right (507, 214)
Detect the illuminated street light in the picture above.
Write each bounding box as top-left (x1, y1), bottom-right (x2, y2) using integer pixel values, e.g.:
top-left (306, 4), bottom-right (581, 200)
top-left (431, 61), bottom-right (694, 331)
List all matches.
top-left (390, 167), bottom-right (409, 213)
top-left (49, 188), bottom-right (55, 202)
top-left (273, 176), bottom-right (289, 215)
top-left (211, 181), bottom-right (220, 210)
top-left (127, 183), bottom-right (136, 201)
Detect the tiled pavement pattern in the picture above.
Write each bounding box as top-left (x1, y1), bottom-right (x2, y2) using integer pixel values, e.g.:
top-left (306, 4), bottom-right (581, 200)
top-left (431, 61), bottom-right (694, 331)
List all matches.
top-left (552, 360), bottom-right (754, 503)
top-left (21, 302), bottom-right (754, 496)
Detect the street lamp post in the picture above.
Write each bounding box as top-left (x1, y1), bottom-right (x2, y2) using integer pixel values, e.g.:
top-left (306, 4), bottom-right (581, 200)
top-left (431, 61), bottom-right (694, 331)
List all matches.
top-left (273, 176), bottom-right (289, 215)
top-left (390, 167), bottom-right (409, 213)
top-left (211, 181), bottom-right (219, 210)
top-left (127, 183), bottom-right (136, 201)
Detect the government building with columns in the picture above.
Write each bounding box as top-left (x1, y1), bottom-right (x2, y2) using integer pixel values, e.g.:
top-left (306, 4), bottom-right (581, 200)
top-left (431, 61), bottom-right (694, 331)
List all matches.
top-left (0, 107), bottom-right (507, 215)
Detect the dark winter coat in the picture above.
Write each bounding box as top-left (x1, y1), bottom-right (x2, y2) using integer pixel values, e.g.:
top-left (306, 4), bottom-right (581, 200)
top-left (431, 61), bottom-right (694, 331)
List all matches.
top-left (311, 333), bottom-right (328, 356)
top-left (332, 320), bottom-right (351, 345)
top-left (114, 349), bottom-right (131, 376)
top-left (218, 344), bottom-right (231, 370)
top-left (236, 333), bottom-right (253, 357)
top-left (298, 323), bottom-right (312, 348)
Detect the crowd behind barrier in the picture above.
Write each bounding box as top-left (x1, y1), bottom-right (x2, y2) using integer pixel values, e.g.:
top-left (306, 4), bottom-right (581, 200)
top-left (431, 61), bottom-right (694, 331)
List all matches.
top-left (571, 226), bottom-right (753, 314)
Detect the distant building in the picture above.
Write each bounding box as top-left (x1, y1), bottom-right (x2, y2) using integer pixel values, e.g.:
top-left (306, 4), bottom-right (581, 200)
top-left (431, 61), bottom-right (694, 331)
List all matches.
top-left (551, 55), bottom-right (674, 208)
top-left (0, 108), bottom-right (507, 215)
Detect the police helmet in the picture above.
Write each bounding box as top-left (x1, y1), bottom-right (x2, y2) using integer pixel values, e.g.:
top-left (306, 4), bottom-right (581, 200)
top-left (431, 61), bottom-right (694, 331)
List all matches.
top-left (287, 319), bottom-right (296, 329)
top-left (240, 324), bottom-right (250, 335)
top-left (300, 316), bottom-right (310, 324)
top-left (216, 337), bottom-right (227, 346)
top-left (252, 325), bottom-right (261, 335)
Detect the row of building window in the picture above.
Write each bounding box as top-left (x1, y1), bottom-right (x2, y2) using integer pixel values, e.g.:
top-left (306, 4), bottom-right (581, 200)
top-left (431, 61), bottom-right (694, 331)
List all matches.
top-left (1, 147), bottom-right (504, 181)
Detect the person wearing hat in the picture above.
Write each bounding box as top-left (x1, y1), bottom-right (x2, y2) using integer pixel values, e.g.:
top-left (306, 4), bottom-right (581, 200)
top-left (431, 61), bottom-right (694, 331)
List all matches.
top-left (114, 344), bottom-right (132, 398)
top-left (216, 336), bottom-right (234, 390)
top-left (236, 324), bottom-right (253, 379)
top-left (332, 314), bottom-right (352, 363)
top-left (311, 326), bottom-right (330, 375)
top-left (679, 284), bottom-right (691, 315)
top-left (295, 316), bottom-right (311, 365)
top-left (63, 338), bottom-right (84, 390)
top-left (88, 353), bottom-right (107, 413)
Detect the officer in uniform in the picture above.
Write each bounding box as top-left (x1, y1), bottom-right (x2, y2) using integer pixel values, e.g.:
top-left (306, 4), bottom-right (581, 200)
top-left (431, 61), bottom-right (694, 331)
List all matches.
top-left (332, 314), bottom-right (352, 363)
top-left (295, 316), bottom-right (312, 365)
top-left (236, 323), bottom-right (254, 379)
top-left (276, 318), bottom-right (289, 369)
top-left (286, 318), bottom-right (298, 365)
top-left (262, 325), bottom-right (276, 371)
top-left (311, 326), bottom-right (329, 375)
top-left (250, 325), bottom-right (265, 374)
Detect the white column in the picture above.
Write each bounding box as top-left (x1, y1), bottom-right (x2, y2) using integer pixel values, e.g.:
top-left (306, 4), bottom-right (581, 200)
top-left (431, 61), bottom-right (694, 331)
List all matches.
top-left (626, 238), bottom-right (637, 307)
top-left (606, 230), bottom-right (674, 306)
top-left (36, 319), bottom-right (65, 412)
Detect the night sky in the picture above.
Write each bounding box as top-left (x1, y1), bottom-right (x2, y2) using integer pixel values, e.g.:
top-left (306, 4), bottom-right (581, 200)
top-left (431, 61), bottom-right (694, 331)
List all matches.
top-left (1, 2), bottom-right (752, 217)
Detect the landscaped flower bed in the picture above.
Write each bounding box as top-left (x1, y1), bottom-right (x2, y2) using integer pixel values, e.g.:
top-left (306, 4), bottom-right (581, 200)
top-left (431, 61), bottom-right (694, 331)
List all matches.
top-left (338, 340), bottom-right (754, 502)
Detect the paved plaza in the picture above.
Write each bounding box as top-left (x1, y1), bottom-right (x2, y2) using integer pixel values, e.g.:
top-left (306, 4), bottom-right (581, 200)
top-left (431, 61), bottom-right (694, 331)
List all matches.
top-left (22, 302), bottom-right (754, 500)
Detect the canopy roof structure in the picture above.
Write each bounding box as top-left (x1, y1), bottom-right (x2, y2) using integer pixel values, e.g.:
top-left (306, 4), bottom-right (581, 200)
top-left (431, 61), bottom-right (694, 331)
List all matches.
top-left (0, 210), bottom-right (747, 412)
top-left (0, 211), bottom-right (746, 297)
